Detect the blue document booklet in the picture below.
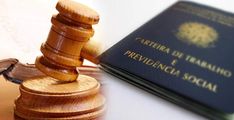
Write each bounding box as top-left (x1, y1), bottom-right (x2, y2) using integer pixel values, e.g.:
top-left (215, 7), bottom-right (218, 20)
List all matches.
top-left (100, 1), bottom-right (234, 120)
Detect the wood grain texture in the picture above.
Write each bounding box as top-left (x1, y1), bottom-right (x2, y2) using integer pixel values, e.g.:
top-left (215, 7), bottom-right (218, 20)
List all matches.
top-left (52, 15), bottom-right (94, 39)
top-left (0, 58), bottom-right (102, 84)
top-left (35, 0), bottom-right (101, 81)
top-left (1, 1), bottom-right (106, 119)
top-left (4, 62), bottom-right (45, 84)
top-left (0, 0), bottom-right (105, 119)
top-left (35, 56), bottom-right (78, 82)
top-left (81, 40), bottom-right (102, 64)
top-left (56, 0), bottom-right (99, 25)
top-left (0, 65), bottom-right (104, 120)
top-left (0, 58), bottom-right (18, 74)
top-left (14, 75), bottom-right (105, 120)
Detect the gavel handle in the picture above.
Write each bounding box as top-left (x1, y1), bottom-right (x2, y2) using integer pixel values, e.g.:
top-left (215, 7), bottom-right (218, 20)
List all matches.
top-left (0, 58), bottom-right (102, 84)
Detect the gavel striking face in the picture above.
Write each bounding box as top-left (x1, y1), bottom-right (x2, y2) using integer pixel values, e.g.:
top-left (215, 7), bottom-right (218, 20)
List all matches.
top-left (35, 0), bottom-right (100, 81)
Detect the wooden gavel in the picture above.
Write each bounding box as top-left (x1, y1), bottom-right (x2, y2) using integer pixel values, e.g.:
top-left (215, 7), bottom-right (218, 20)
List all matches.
top-left (11, 1), bottom-right (106, 119)
top-left (35, 0), bottom-right (101, 81)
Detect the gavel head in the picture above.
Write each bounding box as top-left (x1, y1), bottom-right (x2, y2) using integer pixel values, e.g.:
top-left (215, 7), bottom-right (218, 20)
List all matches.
top-left (35, 0), bottom-right (100, 81)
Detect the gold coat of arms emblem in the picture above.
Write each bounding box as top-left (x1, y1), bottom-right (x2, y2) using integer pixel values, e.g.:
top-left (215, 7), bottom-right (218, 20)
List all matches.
top-left (176, 22), bottom-right (218, 48)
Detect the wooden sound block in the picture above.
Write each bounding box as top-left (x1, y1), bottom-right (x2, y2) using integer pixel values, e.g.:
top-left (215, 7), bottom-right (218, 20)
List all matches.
top-left (14, 75), bottom-right (105, 120)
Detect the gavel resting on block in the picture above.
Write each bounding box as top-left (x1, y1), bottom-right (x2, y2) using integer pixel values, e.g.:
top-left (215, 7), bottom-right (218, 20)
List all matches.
top-left (0, 0), bottom-right (105, 119)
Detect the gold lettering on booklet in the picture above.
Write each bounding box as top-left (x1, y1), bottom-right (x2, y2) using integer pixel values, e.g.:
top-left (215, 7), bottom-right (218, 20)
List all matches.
top-left (124, 50), bottom-right (180, 77)
top-left (135, 37), bottom-right (232, 78)
top-left (123, 50), bottom-right (218, 93)
top-left (185, 55), bottom-right (232, 78)
top-left (182, 73), bottom-right (217, 93)
top-left (136, 37), bottom-right (170, 54)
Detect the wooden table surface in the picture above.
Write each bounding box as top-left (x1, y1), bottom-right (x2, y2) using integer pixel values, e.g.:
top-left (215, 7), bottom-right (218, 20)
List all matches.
top-left (0, 76), bottom-right (19, 120)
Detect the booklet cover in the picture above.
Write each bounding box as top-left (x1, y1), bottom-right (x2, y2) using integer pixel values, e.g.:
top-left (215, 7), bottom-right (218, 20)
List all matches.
top-left (100, 1), bottom-right (234, 120)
